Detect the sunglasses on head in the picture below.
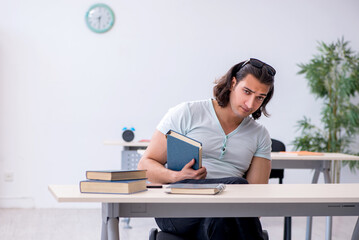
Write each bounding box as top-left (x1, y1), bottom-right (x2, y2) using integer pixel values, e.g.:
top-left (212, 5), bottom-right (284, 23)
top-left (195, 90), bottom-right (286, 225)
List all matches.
top-left (242, 58), bottom-right (276, 76)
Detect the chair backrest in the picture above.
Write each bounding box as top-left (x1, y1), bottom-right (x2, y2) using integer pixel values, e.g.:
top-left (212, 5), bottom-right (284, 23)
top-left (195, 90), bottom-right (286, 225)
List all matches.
top-left (270, 139), bottom-right (286, 181)
top-left (271, 138), bottom-right (286, 152)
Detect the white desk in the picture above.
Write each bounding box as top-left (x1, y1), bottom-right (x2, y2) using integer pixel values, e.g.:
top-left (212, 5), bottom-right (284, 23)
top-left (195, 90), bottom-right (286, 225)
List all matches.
top-left (271, 152), bottom-right (359, 181)
top-left (271, 152), bottom-right (359, 240)
top-left (49, 184), bottom-right (359, 240)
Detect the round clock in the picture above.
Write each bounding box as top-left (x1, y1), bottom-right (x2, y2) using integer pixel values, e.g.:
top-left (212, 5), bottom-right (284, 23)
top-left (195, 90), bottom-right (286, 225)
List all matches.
top-left (85, 4), bottom-right (115, 33)
top-left (122, 127), bottom-right (135, 142)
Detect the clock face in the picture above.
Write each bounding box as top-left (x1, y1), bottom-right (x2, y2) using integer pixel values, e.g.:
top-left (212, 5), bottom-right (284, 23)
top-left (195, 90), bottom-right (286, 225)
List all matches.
top-left (85, 4), bottom-right (114, 33)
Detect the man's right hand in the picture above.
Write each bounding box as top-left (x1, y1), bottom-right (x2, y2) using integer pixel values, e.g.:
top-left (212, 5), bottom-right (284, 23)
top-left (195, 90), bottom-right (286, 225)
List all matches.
top-left (176, 159), bottom-right (207, 182)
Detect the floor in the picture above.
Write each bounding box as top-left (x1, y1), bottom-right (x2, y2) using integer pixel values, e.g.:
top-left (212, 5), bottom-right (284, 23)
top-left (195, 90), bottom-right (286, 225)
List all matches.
top-left (0, 208), bottom-right (357, 240)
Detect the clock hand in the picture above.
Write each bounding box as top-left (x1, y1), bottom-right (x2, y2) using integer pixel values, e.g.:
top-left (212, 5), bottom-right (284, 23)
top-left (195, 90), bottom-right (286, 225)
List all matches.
top-left (97, 16), bottom-right (101, 27)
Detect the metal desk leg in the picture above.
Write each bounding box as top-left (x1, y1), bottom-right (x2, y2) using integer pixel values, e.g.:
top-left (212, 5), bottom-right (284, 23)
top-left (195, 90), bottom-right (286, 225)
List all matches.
top-left (352, 217), bottom-right (359, 240)
top-left (306, 169), bottom-right (320, 240)
top-left (102, 203), bottom-right (120, 240)
top-left (101, 221), bottom-right (108, 240)
top-left (325, 217), bottom-right (332, 240)
top-left (323, 167), bottom-right (332, 240)
top-left (306, 217), bottom-right (313, 240)
top-left (323, 169), bottom-right (331, 184)
top-left (108, 218), bottom-right (120, 240)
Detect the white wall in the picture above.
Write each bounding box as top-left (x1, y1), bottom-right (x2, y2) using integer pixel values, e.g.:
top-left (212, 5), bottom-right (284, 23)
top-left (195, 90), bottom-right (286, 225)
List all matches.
top-left (1, 0), bottom-right (359, 208)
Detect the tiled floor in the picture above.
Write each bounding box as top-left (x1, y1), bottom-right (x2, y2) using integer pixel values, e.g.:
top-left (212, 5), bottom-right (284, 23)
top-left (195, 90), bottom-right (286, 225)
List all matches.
top-left (0, 208), bottom-right (357, 239)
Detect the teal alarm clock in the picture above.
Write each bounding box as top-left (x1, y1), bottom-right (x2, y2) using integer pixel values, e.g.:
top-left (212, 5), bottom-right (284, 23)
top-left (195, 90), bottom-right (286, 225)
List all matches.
top-left (85, 3), bottom-right (115, 33)
top-left (122, 127), bottom-right (135, 142)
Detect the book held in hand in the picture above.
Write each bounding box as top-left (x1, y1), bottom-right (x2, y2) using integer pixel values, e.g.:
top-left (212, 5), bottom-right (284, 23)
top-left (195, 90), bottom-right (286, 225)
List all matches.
top-left (86, 170), bottom-right (147, 181)
top-left (166, 130), bottom-right (202, 171)
top-left (165, 183), bottom-right (226, 195)
top-left (79, 179), bottom-right (147, 194)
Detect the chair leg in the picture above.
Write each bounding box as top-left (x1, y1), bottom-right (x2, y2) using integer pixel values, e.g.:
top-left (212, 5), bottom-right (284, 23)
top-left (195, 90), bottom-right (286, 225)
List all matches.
top-left (284, 216), bottom-right (291, 240)
top-left (352, 217), bottom-right (359, 240)
top-left (121, 217), bottom-right (132, 229)
top-left (262, 230), bottom-right (269, 240)
top-left (278, 177), bottom-right (291, 240)
top-left (149, 228), bottom-right (158, 240)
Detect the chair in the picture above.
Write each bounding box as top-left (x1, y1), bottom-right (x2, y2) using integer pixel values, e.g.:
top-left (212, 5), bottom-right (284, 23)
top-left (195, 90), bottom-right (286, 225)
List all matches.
top-left (270, 138), bottom-right (291, 240)
top-left (149, 228), bottom-right (189, 240)
top-left (149, 228), bottom-right (269, 240)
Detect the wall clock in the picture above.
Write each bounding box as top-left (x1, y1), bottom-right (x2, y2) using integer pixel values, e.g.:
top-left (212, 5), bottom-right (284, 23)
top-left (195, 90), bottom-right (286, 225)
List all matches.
top-left (85, 3), bottom-right (115, 33)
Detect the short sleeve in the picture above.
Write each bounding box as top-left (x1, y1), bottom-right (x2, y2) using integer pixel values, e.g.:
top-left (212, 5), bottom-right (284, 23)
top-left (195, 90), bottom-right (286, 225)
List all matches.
top-left (156, 102), bottom-right (192, 135)
top-left (253, 127), bottom-right (272, 161)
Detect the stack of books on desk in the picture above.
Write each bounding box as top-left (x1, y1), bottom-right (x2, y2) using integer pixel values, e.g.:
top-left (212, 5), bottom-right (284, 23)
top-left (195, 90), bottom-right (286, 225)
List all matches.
top-left (79, 170), bottom-right (147, 194)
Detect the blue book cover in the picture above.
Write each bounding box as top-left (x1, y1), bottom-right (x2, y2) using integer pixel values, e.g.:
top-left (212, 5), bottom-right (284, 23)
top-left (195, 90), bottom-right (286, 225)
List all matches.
top-left (166, 130), bottom-right (202, 171)
top-left (86, 169), bottom-right (147, 181)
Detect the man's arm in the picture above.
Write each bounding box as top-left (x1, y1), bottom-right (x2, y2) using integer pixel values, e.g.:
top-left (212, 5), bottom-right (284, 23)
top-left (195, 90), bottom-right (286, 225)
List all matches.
top-left (245, 156), bottom-right (271, 184)
top-left (137, 130), bottom-right (207, 184)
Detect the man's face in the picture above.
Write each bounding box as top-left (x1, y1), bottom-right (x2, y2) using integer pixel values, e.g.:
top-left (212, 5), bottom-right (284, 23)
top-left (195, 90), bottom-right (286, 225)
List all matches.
top-left (229, 74), bottom-right (270, 119)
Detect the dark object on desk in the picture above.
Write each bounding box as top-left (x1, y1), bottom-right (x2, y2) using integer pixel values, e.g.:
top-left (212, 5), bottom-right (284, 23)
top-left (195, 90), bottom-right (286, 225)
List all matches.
top-left (79, 179), bottom-right (147, 194)
top-left (149, 228), bottom-right (269, 240)
top-left (146, 184), bottom-right (163, 188)
top-left (166, 130), bottom-right (202, 171)
top-left (86, 169), bottom-right (146, 181)
top-left (270, 138), bottom-right (291, 240)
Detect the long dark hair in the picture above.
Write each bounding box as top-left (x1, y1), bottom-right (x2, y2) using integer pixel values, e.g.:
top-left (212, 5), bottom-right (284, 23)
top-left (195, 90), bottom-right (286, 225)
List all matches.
top-left (213, 60), bottom-right (275, 120)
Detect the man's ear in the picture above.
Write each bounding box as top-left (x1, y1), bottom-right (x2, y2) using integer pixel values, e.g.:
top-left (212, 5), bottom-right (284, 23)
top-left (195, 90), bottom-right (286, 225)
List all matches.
top-left (231, 77), bottom-right (237, 90)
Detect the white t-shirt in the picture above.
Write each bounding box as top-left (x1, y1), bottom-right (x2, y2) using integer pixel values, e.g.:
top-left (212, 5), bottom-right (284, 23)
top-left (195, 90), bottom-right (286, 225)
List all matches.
top-left (157, 99), bottom-right (272, 179)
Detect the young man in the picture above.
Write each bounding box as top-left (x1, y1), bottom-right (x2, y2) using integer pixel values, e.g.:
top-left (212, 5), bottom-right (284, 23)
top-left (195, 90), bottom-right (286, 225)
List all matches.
top-left (138, 58), bottom-right (276, 240)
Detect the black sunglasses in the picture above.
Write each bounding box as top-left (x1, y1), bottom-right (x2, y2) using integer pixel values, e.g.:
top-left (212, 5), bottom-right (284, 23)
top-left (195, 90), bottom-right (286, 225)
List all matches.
top-left (242, 58), bottom-right (276, 76)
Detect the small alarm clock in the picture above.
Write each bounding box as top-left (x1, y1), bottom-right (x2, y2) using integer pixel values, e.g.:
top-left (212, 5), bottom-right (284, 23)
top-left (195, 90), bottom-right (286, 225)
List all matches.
top-left (122, 127), bottom-right (135, 142)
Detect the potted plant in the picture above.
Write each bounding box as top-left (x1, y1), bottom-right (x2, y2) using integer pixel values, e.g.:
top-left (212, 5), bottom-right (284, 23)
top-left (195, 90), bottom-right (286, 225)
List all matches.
top-left (293, 37), bottom-right (359, 183)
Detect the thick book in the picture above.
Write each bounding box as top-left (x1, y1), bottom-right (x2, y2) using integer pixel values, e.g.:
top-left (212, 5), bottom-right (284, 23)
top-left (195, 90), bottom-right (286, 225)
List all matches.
top-left (165, 183), bottom-right (226, 195)
top-left (166, 130), bottom-right (202, 171)
top-left (86, 170), bottom-right (147, 181)
top-left (79, 179), bottom-right (147, 194)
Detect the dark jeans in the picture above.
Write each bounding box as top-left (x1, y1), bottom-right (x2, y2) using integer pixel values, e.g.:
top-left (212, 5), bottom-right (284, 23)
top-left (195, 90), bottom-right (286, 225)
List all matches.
top-left (155, 177), bottom-right (264, 240)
